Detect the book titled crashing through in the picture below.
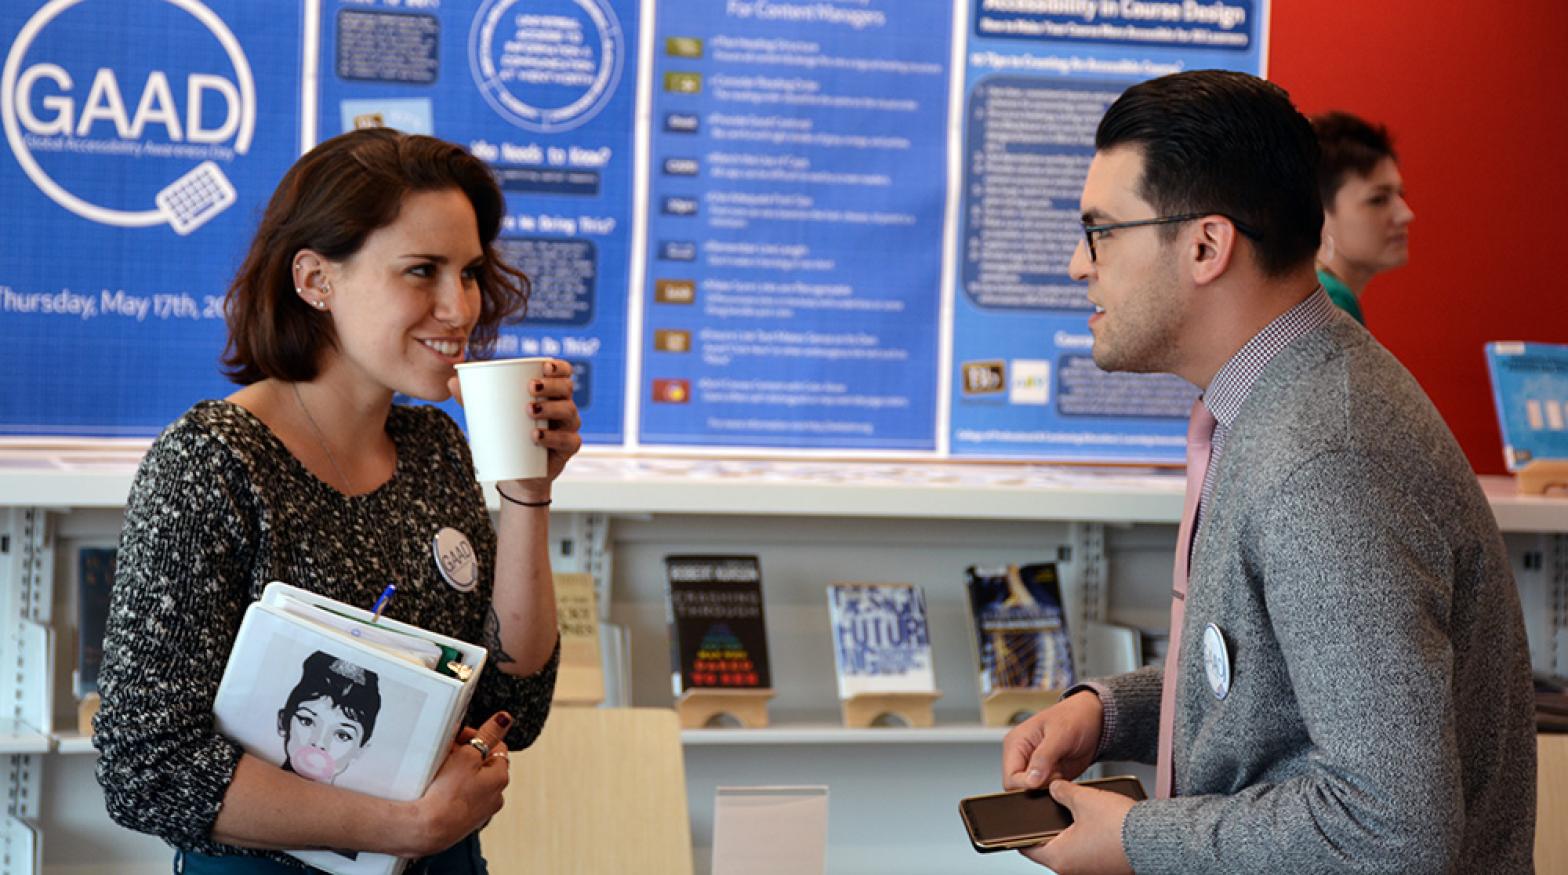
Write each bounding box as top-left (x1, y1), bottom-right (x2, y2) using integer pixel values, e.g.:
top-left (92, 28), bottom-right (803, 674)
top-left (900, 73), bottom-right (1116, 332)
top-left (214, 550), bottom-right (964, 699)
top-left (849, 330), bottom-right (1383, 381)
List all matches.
top-left (665, 555), bottom-right (772, 695)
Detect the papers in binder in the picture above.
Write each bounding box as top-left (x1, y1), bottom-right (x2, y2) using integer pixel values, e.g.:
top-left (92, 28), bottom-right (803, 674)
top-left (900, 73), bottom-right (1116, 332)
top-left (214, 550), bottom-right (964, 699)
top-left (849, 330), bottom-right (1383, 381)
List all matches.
top-left (213, 582), bottom-right (487, 875)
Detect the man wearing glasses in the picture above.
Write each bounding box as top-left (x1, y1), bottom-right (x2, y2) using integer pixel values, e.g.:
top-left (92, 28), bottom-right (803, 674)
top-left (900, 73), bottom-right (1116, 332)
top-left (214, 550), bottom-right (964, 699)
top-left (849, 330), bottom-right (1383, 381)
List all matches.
top-left (999, 70), bottom-right (1535, 874)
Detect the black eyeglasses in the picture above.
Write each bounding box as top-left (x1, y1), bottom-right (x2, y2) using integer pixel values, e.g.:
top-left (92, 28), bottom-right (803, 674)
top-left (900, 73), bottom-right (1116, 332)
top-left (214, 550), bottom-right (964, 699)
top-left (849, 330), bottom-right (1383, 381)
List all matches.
top-left (1081, 212), bottom-right (1263, 262)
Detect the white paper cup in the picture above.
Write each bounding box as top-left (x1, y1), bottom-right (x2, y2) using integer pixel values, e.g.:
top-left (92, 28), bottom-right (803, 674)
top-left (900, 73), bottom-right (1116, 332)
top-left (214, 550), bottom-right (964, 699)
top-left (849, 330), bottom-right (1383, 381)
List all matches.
top-left (454, 357), bottom-right (548, 481)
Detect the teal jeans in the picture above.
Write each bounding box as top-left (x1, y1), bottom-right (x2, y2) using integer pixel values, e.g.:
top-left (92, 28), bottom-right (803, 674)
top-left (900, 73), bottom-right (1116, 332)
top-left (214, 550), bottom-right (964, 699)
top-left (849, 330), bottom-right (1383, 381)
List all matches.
top-left (175, 833), bottom-right (487, 874)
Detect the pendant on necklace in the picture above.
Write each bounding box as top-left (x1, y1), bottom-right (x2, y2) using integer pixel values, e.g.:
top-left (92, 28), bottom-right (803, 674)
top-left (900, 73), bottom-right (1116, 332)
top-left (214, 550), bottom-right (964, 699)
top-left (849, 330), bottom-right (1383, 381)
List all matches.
top-left (432, 527), bottom-right (479, 592)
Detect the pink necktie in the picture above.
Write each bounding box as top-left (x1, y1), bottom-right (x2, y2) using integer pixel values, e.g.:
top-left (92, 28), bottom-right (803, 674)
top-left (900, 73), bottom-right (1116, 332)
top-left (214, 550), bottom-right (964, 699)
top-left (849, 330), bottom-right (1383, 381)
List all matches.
top-left (1155, 398), bottom-right (1216, 799)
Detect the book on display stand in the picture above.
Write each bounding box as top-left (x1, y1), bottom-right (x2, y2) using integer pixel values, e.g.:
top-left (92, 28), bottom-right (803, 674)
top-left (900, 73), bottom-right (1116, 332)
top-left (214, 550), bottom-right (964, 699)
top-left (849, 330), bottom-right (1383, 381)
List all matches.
top-left (1485, 341), bottom-right (1568, 495)
top-left (964, 562), bottom-right (1074, 726)
top-left (664, 555), bottom-right (774, 728)
top-left (826, 582), bottom-right (940, 728)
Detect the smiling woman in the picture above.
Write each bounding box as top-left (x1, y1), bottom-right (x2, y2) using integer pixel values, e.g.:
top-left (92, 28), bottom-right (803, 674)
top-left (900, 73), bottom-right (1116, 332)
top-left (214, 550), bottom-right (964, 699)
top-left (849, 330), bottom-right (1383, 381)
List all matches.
top-left (93, 128), bottom-right (584, 874)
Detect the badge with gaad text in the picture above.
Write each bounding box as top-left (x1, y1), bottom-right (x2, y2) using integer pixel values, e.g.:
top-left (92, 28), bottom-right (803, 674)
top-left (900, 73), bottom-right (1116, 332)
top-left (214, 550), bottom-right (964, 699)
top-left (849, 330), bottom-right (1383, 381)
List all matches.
top-left (432, 528), bottom-right (479, 592)
top-left (1203, 623), bottom-right (1232, 700)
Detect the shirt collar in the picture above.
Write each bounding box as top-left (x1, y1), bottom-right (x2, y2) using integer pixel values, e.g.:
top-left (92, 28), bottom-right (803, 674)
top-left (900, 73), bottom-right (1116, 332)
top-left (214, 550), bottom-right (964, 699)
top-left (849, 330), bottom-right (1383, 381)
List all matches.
top-left (1202, 288), bottom-right (1337, 428)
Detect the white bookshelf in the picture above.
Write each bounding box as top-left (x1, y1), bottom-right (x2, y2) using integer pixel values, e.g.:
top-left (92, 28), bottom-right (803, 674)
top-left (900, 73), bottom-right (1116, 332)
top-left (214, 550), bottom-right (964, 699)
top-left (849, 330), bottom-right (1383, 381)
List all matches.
top-left (2, 447), bottom-right (1565, 875)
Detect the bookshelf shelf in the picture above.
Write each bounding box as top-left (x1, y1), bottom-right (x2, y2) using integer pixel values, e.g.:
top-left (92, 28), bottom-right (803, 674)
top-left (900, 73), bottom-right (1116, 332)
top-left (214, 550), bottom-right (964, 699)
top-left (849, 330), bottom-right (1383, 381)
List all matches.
top-left (0, 449), bottom-right (1560, 532)
top-left (0, 721), bottom-right (52, 755)
top-left (681, 723), bottom-right (1008, 745)
top-left (52, 732), bottom-right (95, 755)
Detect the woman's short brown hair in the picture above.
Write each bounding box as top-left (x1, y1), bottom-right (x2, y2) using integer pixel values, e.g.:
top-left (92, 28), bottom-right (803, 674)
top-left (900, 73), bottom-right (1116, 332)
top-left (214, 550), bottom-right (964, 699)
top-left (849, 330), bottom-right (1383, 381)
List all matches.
top-left (222, 128), bottom-right (528, 384)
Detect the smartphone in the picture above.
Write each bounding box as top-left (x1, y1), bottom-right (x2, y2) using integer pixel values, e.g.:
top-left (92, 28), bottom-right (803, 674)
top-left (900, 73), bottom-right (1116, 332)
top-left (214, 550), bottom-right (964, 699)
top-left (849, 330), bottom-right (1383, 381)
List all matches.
top-left (958, 775), bottom-right (1147, 853)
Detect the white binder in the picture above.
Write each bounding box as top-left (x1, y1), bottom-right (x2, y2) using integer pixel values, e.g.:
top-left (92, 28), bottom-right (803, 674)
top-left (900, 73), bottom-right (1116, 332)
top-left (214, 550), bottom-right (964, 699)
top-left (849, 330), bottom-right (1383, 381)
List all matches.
top-left (213, 581), bottom-right (488, 875)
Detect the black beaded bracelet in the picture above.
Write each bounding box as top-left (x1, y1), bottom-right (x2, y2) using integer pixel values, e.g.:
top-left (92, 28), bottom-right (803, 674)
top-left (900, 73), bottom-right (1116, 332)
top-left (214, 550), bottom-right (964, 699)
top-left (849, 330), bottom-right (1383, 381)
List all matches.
top-left (496, 486), bottom-right (552, 508)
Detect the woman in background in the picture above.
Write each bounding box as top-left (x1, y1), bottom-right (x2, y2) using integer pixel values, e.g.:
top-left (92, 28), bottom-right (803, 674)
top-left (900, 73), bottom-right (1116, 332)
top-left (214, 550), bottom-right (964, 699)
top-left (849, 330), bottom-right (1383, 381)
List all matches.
top-left (1312, 111), bottom-right (1416, 325)
top-left (95, 127), bottom-right (580, 873)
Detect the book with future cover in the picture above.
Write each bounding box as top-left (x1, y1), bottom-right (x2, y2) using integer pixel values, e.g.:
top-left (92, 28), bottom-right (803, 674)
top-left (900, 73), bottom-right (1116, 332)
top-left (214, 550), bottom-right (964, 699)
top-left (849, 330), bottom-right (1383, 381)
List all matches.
top-left (1485, 341), bottom-right (1568, 471)
top-left (665, 555), bottom-right (772, 695)
top-left (212, 582), bottom-right (487, 875)
top-left (826, 583), bottom-right (936, 699)
top-left (965, 563), bottom-right (1074, 694)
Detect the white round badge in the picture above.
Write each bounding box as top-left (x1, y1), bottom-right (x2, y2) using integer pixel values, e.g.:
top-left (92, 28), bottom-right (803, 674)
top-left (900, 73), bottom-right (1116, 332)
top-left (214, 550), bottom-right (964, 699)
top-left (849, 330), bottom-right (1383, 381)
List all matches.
top-left (431, 528), bottom-right (479, 592)
top-left (1202, 623), bottom-right (1232, 700)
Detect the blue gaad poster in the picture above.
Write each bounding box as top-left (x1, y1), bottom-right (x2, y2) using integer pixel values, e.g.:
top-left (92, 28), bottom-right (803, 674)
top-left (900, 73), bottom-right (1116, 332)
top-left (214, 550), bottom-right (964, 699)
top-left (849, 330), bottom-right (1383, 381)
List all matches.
top-left (1, 0), bottom-right (303, 435)
top-left (314, 0), bottom-right (639, 444)
top-left (638, 0), bottom-right (955, 451)
top-left (948, 0), bottom-right (1267, 462)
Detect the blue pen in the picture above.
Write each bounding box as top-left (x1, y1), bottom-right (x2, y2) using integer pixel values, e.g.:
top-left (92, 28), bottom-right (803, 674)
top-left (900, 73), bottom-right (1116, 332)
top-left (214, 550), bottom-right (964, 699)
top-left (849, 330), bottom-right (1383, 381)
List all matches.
top-left (370, 584), bottom-right (396, 623)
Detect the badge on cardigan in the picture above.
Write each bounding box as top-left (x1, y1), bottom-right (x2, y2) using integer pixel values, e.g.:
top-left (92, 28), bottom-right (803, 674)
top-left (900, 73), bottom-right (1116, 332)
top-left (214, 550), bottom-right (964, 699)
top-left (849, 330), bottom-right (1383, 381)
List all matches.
top-left (432, 528), bottom-right (478, 592)
top-left (1203, 623), bottom-right (1232, 700)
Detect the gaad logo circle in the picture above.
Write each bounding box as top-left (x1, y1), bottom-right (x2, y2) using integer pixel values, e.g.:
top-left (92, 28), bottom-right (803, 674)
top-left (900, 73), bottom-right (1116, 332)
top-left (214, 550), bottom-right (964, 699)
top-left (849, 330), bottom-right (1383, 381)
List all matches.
top-left (1, 0), bottom-right (255, 234)
top-left (469, 0), bottom-right (624, 134)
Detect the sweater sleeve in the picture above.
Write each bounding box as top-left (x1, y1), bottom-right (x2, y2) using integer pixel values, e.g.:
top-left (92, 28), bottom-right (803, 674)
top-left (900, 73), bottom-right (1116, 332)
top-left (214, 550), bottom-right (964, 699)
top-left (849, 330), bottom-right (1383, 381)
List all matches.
top-left (93, 421), bottom-right (257, 849)
top-left (471, 637), bottom-right (560, 752)
top-left (1121, 450), bottom-right (1465, 874)
top-left (1075, 666), bottom-right (1163, 764)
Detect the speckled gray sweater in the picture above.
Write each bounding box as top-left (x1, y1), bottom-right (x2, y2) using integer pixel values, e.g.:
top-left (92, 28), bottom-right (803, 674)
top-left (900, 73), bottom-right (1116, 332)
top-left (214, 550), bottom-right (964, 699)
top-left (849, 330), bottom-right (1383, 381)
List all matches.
top-left (1099, 319), bottom-right (1536, 873)
top-left (94, 400), bottom-right (558, 863)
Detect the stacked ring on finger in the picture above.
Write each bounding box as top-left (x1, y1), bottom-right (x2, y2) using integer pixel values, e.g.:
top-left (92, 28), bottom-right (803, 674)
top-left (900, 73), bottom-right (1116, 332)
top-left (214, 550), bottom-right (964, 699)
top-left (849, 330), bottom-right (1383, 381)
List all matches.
top-left (468, 737), bottom-right (493, 759)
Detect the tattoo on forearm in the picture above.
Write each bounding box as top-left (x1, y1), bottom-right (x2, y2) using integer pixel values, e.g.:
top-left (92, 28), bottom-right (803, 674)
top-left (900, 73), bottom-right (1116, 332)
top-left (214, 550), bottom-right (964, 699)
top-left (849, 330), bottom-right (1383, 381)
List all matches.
top-left (484, 605), bottom-right (516, 666)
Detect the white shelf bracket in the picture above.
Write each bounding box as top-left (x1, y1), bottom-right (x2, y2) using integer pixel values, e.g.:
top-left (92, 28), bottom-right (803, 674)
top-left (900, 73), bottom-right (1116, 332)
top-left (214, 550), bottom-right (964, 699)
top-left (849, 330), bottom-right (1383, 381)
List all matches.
top-left (2, 752), bottom-right (40, 875)
top-left (552, 512), bottom-right (614, 619)
top-left (0, 510), bottom-right (51, 736)
top-left (1067, 521), bottom-right (1108, 678)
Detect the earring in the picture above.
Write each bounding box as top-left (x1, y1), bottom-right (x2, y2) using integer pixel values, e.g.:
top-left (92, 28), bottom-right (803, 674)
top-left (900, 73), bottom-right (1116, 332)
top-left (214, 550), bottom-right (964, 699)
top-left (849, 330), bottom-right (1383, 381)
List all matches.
top-left (313, 300), bottom-right (327, 310)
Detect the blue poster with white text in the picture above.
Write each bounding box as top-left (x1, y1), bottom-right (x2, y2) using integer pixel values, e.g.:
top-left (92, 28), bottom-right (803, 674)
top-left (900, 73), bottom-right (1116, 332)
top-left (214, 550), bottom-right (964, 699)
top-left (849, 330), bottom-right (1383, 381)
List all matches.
top-left (1, 0), bottom-right (303, 435)
top-left (315, 0), bottom-right (639, 444)
top-left (638, 0), bottom-right (954, 450)
top-left (949, 0), bottom-right (1267, 462)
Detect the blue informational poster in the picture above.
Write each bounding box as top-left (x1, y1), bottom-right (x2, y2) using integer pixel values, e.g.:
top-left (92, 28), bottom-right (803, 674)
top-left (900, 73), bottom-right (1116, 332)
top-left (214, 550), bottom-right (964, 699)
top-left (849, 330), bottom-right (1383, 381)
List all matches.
top-left (4, 0), bottom-right (1272, 465)
top-left (1485, 341), bottom-right (1568, 472)
top-left (948, 0), bottom-right (1267, 462)
top-left (314, 0), bottom-right (639, 444)
top-left (0, 0), bottom-right (304, 435)
top-left (638, 0), bottom-right (954, 450)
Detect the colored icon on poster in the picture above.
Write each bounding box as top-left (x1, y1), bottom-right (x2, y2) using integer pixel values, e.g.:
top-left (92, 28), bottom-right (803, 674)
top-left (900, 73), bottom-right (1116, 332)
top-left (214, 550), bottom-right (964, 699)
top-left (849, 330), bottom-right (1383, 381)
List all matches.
top-left (663, 157), bottom-right (700, 176)
top-left (652, 379), bottom-right (691, 403)
top-left (961, 361), bottom-right (1006, 397)
top-left (654, 329), bottom-right (692, 353)
top-left (666, 36), bottom-right (702, 58)
top-left (656, 279), bottom-right (696, 304)
top-left (664, 72), bottom-right (701, 94)
top-left (1010, 360), bottom-right (1051, 406)
top-left (664, 112), bottom-right (700, 133)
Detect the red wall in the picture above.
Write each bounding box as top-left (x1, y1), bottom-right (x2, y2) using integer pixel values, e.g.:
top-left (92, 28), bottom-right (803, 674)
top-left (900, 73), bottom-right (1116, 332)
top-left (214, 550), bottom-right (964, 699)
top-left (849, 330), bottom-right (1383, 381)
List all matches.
top-left (1269, 2), bottom-right (1568, 475)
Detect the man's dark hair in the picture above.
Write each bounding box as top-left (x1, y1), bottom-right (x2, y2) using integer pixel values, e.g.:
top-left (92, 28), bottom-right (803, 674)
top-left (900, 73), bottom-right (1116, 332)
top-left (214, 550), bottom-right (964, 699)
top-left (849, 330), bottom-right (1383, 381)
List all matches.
top-left (1096, 70), bottom-right (1321, 277)
top-left (1312, 111), bottom-right (1397, 207)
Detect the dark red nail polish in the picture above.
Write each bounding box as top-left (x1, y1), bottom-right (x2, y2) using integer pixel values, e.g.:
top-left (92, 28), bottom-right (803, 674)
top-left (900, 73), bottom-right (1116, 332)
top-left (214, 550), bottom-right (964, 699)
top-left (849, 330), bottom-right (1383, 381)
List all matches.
top-left (496, 712), bottom-right (512, 730)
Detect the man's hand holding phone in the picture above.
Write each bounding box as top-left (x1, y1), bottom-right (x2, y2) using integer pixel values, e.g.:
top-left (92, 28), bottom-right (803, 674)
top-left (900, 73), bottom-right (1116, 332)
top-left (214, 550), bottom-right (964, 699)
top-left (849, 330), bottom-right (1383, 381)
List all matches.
top-left (1018, 779), bottom-right (1136, 875)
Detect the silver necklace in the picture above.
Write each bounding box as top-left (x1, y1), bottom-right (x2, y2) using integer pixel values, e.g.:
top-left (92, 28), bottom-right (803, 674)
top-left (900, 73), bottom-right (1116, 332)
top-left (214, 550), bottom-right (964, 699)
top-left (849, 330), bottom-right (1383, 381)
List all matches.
top-left (292, 382), bottom-right (409, 592)
top-left (293, 381), bottom-right (356, 495)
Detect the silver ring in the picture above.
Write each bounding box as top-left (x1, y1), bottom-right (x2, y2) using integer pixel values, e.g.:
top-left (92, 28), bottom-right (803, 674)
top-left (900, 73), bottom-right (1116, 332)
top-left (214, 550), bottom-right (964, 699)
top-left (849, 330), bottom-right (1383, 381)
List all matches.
top-left (493, 750), bottom-right (509, 763)
top-left (468, 737), bottom-right (492, 759)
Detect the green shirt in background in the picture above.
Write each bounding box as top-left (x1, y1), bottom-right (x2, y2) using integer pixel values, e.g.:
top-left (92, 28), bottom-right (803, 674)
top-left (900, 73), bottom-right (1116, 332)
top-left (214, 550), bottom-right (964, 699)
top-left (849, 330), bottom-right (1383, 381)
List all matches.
top-left (1317, 268), bottom-right (1365, 325)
